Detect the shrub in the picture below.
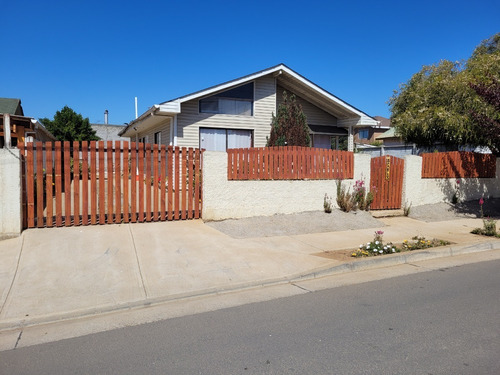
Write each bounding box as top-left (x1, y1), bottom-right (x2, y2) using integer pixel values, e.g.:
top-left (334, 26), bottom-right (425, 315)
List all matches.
top-left (352, 230), bottom-right (399, 257)
top-left (471, 218), bottom-right (499, 237)
top-left (336, 180), bottom-right (355, 212)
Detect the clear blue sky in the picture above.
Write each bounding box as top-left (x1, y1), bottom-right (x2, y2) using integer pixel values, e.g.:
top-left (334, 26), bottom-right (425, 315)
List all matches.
top-left (2, 0), bottom-right (498, 125)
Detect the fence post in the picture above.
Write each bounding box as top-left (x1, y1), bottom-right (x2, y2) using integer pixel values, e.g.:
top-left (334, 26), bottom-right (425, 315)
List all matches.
top-left (0, 148), bottom-right (22, 239)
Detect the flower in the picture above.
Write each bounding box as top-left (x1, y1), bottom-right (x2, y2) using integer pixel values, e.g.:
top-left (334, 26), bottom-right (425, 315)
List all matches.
top-left (373, 249), bottom-right (377, 252)
top-left (366, 244), bottom-right (370, 249)
top-left (479, 198), bottom-right (484, 205)
top-left (379, 250), bottom-right (383, 254)
top-left (392, 248), bottom-right (396, 253)
top-left (375, 241), bottom-right (379, 245)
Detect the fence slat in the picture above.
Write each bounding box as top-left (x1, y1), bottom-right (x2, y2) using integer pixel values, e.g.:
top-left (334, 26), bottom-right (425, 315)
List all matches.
top-left (153, 144), bottom-right (159, 221)
top-left (160, 145), bottom-right (166, 221)
top-left (35, 142), bottom-right (44, 228)
top-left (73, 141), bottom-right (80, 226)
top-left (81, 141), bottom-right (89, 226)
top-left (98, 141), bottom-right (106, 224)
top-left (45, 142), bottom-right (53, 227)
top-left (138, 143), bottom-right (144, 223)
top-left (106, 141), bottom-right (113, 224)
top-left (114, 141), bottom-right (121, 223)
top-left (167, 146), bottom-right (173, 220)
top-left (130, 143), bottom-right (137, 223)
top-left (64, 142), bottom-right (71, 226)
top-left (181, 147), bottom-right (187, 220)
top-left (26, 143), bottom-right (35, 228)
top-left (91, 141), bottom-right (97, 224)
top-left (187, 148), bottom-right (193, 219)
top-left (123, 142), bottom-right (129, 223)
top-left (174, 147), bottom-right (180, 220)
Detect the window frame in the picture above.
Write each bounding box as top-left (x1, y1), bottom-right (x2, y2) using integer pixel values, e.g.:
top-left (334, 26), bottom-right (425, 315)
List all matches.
top-left (199, 127), bottom-right (254, 151)
top-left (198, 82), bottom-right (255, 117)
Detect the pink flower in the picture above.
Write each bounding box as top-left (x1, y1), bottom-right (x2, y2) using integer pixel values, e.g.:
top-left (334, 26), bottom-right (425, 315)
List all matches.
top-left (479, 198), bottom-right (484, 205)
top-left (456, 179), bottom-right (461, 184)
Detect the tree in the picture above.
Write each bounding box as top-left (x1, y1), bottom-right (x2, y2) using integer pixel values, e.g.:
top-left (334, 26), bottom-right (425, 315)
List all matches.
top-left (267, 91), bottom-right (310, 147)
top-left (40, 106), bottom-right (98, 142)
top-left (389, 33), bottom-right (500, 153)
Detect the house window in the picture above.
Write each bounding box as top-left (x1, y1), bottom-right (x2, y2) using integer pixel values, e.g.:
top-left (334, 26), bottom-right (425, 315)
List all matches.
top-left (154, 131), bottom-right (161, 144)
top-left (358, 129), bottom-right (369, 139)
top-left (199, 128), bottom-right (253, 151)
top-left (139, 136), bottom-right (147, 143)
top-left (199, 82), bottom-right (254, 116)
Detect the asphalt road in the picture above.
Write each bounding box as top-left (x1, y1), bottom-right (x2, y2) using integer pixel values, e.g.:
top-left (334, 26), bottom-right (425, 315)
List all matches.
top-left (1, 260), bottom-right (499, 375)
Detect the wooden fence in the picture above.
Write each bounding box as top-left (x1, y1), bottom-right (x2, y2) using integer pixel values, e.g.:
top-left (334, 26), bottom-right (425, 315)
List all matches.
top-left (227, 147), bottom-right (354, 180)
top-left (421, 151), bottom-right (496, 178)
top-left (19, 141), bottom-right (202, 229)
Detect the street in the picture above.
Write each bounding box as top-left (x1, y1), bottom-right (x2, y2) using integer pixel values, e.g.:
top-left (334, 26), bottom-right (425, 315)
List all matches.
top-left (1, 259), bottom-right (499, 374)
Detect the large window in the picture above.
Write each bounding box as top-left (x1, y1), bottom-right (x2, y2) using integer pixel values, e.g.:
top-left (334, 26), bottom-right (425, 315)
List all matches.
top-left (199, 128), bottom-right (253, 151)
top-left (199, 83), bottom-right (254, 116)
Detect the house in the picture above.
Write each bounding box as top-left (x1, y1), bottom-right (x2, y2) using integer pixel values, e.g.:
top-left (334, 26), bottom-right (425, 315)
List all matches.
top-left (90, 109), bottom-right (128, 142)
top-left (353, 115), bottom-right (391, 145)
top-left (119, 64), bottom-right (378, 152)
top-left (0, 98), bottom-right (55, 148)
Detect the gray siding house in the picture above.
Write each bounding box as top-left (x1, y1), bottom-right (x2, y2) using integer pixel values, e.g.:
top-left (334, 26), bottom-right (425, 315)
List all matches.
top-left (119, 64), bottom-right (378, 151)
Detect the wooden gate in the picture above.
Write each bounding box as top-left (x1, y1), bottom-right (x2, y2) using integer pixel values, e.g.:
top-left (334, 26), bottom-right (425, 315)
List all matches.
top-left (370, 155), bottom-right (404, 210)
top-left (19, 141), bottom-right (202, 229)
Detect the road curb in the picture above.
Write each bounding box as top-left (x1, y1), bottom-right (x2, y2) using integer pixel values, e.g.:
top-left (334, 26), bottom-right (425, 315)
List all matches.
top-left (1, 239), bottom-right (500, 332)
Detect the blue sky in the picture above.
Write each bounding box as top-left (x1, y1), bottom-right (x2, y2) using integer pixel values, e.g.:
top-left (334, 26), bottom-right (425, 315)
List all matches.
top-left (2, 0), bottom-right (498, 125)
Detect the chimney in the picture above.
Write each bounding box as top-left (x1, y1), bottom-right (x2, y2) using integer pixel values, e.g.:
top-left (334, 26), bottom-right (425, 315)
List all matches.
top-left (104, 109), bottom-right (109, 124)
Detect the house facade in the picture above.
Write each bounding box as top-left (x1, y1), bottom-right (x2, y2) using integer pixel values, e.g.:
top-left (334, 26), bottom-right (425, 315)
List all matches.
top-left (0, 98), bottom-right (55, 148)
top-left (119, 64), bottom-right (378, 151)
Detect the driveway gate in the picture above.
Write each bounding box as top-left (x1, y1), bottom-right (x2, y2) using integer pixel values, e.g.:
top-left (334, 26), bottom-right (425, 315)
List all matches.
top-left (370, 155), bottom-right (404, 210)
top-left (19, 141), bottom-right (202, 229)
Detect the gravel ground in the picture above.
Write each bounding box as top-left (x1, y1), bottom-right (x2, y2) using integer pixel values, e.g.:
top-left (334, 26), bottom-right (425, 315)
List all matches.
top-left (409, 198), bottom-right (500, 222)
top-left (205, 210), bottom-right (384, 239)
top-left (206, 198), bottom-right (500, 238)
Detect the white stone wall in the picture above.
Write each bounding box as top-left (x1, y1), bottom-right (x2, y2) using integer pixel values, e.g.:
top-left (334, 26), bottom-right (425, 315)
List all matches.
top-left (202, 152), bottom-right (371, 220)
top-left (402, 155), bottom-right (500, 207)
top-left (0, 149), bottom-right (22, 239)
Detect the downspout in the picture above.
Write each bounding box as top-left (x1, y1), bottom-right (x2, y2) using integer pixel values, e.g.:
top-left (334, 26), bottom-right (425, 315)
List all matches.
top-left (173, 114), bottom-right (178, 146)
top-left (169, 117), bottom-right (174, 146)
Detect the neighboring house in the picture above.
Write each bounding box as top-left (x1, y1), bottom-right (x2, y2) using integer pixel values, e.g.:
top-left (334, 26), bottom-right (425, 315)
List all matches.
top-left (119, 64), bottom-right (378, 151)
top-left (0, 98), bottom-right (55, 148)
top-left (91, 123), bottom-right (128, 142)
top-left (353, 115), bottom-right (391, 145)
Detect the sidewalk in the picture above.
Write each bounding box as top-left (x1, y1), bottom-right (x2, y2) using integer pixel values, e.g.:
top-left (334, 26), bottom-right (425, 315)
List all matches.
top-left (1, 215), bottom-right (499, 332)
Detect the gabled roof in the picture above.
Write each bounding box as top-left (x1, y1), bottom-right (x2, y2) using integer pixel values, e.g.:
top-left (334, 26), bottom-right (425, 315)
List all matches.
top-left (163, 64), bottom-right (374, 119)
top-left (0, 98), bottom-right (24, 116)
top-left (120, 64), bottom-right (378, 137)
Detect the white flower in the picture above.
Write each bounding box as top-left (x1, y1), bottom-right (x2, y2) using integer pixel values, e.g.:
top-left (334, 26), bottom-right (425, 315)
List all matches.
top-left (366, 245), bottom-right (370, 249)
top-left (367, 242), bottom-right (370, 245)
top-left (392, 249), bottom-right (396, 253)
top-left (375, 241), bottom-right (380, 245)
top-left (383, 246), bottom-right (387, 250)
top-left (359, 244), bottom-right (363, 248)
top-left (373, 249), bottom-right (377, 252)
top-left (379, 250), bottom-right (383, 253)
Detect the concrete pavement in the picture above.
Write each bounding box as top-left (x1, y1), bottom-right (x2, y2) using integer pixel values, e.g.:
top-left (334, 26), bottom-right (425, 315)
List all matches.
top-left (0, 215), bottom-right (499, 336)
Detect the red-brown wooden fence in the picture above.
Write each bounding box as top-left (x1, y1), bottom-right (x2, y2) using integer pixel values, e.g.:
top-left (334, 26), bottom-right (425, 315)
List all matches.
top-left (421, 151), bottom-right (496, 178)
top-left (19, 141), bottom-right (202, 229)
top-left (227, 147), bottom-right (354, 180)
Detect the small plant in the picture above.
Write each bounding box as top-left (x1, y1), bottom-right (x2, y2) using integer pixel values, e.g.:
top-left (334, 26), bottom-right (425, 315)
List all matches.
top-left (471, 218), bottom-right (499, 237)
top-left (403, 201), bottom-right (412, 216)
top-left (336, 180), bottom-right (355, 212)
top-left (352, 230), bottom-right (399, 257)
top-left (479, 197), bottom-right (484, 218)
top-left (353, 178), bottom-right (374, 211)
top-left (402, 236), bottom-right (451, 251)
top-left (324, 193), bottom-right (332, 213)
top-left (451, 179), bottom-right (461, 204)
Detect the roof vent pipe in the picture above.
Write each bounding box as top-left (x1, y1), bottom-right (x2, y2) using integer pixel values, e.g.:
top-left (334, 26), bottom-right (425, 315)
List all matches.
top-left (104, 109), bottom-right (109, 124)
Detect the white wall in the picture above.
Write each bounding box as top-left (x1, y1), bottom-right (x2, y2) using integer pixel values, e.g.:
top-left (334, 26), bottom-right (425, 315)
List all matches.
top-left (0, 149), bottom-right (22, 239)
top-left (202, 152), bottom-right (371, 220)
top-left (402, 155), bottom-right (500, 207)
